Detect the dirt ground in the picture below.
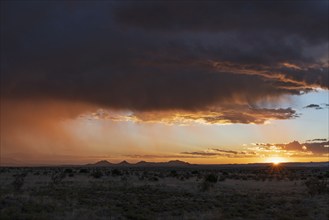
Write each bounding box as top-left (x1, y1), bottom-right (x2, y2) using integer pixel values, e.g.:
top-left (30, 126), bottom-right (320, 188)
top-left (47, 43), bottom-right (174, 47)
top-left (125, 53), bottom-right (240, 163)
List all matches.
top-left (0, 165), bottom-right (328, 219)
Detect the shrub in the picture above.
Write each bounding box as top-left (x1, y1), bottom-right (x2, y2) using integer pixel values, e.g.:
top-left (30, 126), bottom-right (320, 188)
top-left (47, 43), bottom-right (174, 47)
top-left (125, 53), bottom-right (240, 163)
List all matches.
top-left (50, 171), bottom-right (66, 185)
top-left (325, 171), bottom-right (329, 178)
top-left (64, 168), bottom-right (73, 174)
top-left (199, 181), bottom-right (213, 192)
top-left (218, 175), bottom-right (226, 182)
top-left (222, 171), bottom-right (229, 176)
top-left (121, 176), bottom-right (128, 182)
top-left (112, 169), bottom-right (122, 176)
top-left (205, 174), bottom-right (218, 183)
top-left (12, 173), bottom-right (26, 191)
top-left (148, 176), bottom-right (159, 182)
top-left (191, 170), bottom-right (199, 175)
top-left (199, 174), bottom-right (218, 192)
top-left (79, 168), bottom-right (89, 173)
top-left (170, 170), bottom-right (177, 177)
top-left (91, 170), bottom-right (103, 179)
top-left (305, 177), bottom-right (329, 196)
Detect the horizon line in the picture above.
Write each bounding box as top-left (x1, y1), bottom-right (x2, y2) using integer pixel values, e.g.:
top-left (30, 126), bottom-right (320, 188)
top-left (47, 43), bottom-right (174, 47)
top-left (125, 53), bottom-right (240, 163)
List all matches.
top-left (1, 159), bottom-right (328, 168)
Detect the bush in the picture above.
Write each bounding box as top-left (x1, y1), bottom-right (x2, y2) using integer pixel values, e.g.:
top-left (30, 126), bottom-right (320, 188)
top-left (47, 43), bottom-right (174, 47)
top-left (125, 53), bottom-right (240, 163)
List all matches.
top-left (222, 171), bottom-right (229, 176)
top-left (199, 181), bottom-right (214, 192)
top-left (170, 170), bottom-right (177, 177)
top-left (205, 174), bottom-right (218, 183)
top-left (199, 174), bottom-right (218, 192)
top-left (112, 169), bottom-right (122, 176)
top-left (325, 171), bottom-right (329, 178)
top-left (64, 168), bottom-right (73, 174)
top-left (79, 168), bottom-right (89, 173)
top-left (148, 176), bottom-right (159, 182)
top-left (12, 173), bottom-right (26, 191)
top-left (191, 170), bottom-right (199, 175)
top-left (305, 177), bottom-right (329, 196)
top-left (91, 170), bottom-right (103, 179)
top-left (218, 175), bottom-right (226, 182)
top-left (50, 171), bottom-right (66, 185)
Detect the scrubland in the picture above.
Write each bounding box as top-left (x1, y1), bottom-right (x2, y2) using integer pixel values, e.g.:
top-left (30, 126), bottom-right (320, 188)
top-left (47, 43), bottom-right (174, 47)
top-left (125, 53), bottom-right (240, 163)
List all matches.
top-left (1, 164), bottom-right (328, 219)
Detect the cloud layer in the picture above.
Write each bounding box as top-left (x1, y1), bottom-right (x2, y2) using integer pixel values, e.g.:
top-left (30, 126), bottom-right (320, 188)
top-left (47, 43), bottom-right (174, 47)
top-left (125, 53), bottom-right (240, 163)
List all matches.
top-left (1, 1), bottom-right (328, 125)
top-left (126, 139), bottom-right (329, 160)
top-left (82, 107), bottom-right (298, 125)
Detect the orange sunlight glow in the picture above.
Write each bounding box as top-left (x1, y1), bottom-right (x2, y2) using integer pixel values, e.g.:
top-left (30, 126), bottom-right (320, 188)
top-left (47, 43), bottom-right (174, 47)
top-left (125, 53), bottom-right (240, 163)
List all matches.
top-left (267, 157), bottom-right (285, 165)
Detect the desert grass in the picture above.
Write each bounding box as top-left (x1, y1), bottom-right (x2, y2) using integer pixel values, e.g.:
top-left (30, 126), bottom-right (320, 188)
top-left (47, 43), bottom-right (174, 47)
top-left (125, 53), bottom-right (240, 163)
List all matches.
top-left (0, 166), bottom-right (328, 219)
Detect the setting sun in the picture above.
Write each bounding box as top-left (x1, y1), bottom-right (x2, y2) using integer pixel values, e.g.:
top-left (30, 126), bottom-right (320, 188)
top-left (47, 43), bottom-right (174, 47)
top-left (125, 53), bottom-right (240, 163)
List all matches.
top-left (267, 157), bottom-right (285, 165)
top-left (272, 161), bottom-right (280, 165)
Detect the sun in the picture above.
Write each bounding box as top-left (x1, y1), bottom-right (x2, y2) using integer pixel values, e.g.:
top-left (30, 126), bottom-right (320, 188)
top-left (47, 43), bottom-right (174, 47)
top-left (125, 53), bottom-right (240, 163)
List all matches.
top-left (267, 157), bottom-right (284, 165)
top-left (272, 160), bottom-right (280, 165)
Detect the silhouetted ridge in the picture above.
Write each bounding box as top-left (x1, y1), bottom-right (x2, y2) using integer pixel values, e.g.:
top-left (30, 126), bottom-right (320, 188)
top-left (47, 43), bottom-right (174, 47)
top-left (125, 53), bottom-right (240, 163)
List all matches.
top-left (136, 161), bottom-right (149, 165)
top-left (118, 160), bottom-right (131, 165)
top-left (166, 160), bottom-right (190, 166)
top-left (86, 160), bottom-right (113, 167)
top-left (85, 160), bottom-right (191, 167)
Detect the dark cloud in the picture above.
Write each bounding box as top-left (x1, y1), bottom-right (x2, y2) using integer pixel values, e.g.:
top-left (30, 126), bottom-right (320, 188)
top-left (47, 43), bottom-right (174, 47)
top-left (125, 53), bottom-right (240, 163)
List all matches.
top-left (180, 152), bottom-right (219, 157)
top-left (211, 149), bottom-right (238, 154)
top-left (125, 154), bottom-right (204, 159)
top-left (306, 138), bottom-right (328, 142)
top-left (1, 1), bottom-right (328, 124)
top-left (304, 104), bottom-right (323, 110)
top-left (255, 140), bottom-right (329, 156)
top-left (284, 140), bottom-right (329, 155)
top-left (181, 149), bottom-right (256, 158)
top-left (304, 141), bottom-right (329, 155)
top-left (114, 1), bottom-right (328, 41)
top-left (114, 1), bottom-right (328, 68)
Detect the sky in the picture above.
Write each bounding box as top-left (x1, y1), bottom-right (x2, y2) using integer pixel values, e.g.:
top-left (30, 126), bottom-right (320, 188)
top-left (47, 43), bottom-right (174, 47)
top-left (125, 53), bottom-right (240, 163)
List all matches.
top-left (1, 1), bottom-right (328, 166)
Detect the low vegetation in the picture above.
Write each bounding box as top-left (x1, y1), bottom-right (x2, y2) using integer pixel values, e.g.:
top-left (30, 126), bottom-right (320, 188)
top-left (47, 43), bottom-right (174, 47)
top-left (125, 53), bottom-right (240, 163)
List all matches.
top-left (1, 165), bottom-right (328, 219)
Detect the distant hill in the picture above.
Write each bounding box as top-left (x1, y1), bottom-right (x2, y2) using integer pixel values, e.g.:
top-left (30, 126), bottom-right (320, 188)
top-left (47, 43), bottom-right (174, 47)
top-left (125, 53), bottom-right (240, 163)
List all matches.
top-left (117, 160), bottom-right (131, 166)
top-left (86, 160), bottom-right (113, 167)
top-left (135, 160), bottom-right (191, 167)
top-left (282, 161), bottom-right (329, 168)
top-left (85, 160), bottom-right (329, 168)
top-left (85, 160), bottom-right (191, 167)
top-left (164, 160), bottom-right (191, 166)
top-left (4, 160), bottom-right (327, 168)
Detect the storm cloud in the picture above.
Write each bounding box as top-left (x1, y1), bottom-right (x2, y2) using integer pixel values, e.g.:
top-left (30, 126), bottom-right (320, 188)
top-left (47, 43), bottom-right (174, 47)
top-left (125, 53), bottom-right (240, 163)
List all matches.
top-left (1, 1), bottom-right (328, 124)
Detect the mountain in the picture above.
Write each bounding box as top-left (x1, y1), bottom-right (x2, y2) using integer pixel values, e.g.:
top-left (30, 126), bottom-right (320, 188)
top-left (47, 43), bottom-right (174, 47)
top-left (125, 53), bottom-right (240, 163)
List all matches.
top-left (117, 160), bottom-right (131, 166)
top-left (165, 160), bottom-right (190, 166)
top-left (135, 160), bottom-right (150, 166)
top-left (86, 160), bottom-right (113, 167)
top-left (85, 160), bottom-right (191, 167)
top-left (135, 160), bottom-right (191, 167)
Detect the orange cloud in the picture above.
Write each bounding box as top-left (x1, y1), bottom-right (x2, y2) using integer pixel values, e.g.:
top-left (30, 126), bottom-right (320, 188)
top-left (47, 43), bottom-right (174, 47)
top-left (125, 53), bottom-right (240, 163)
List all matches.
top-left (251, 140), bottom-right (329, 157)
top-left (82, 106), bottom-right (297, 125)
